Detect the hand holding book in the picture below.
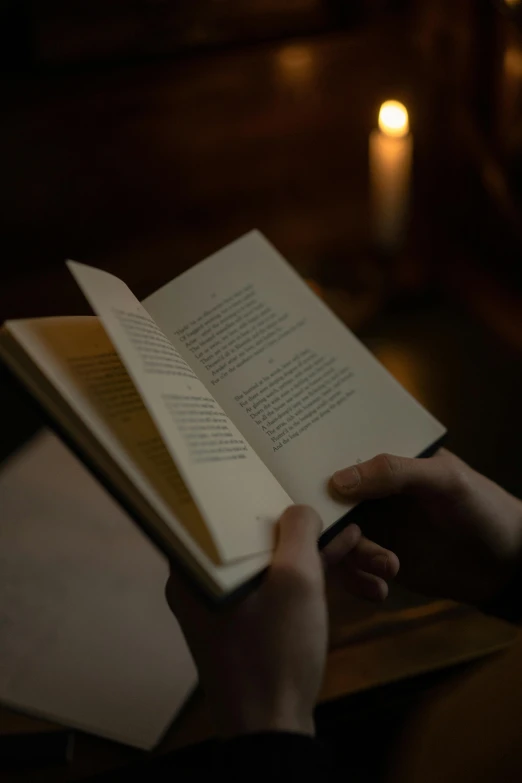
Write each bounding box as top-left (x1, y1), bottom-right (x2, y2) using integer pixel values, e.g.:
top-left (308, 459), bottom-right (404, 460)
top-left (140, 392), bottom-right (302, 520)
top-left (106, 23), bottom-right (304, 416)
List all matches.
top-left (166, 504), bottom-right (398, 738)
top-left (331, 449), bottom-right (522, 606)
top-left (165, 450), bottom-right (522, 740)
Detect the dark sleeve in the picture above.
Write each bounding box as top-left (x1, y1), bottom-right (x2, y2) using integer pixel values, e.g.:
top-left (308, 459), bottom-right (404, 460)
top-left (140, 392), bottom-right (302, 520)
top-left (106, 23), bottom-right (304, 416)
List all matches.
top-left (212, 732), bottom-right (333, 777)
top-left (87, 732), bottom-right (333, 781)
top-left (479, 566), bottom-right (522, 624)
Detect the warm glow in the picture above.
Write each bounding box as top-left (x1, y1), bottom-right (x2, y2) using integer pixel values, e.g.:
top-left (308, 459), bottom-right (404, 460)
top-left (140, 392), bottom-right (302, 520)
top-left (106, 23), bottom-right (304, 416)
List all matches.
top-left (276, 45), bottom-right (315, 86)
top-left (505, 0), bottom-right (521, 8)
top-left (504, 46), bottom-right (522, 78)
top-left (378, 100), bottom-right (410, 138)
top-left (371, 345), bottom-right (422, 402)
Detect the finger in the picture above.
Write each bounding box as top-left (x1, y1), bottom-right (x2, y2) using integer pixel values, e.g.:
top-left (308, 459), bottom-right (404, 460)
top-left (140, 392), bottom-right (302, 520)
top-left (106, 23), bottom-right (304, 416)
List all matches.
top-left (349, 536), bottom-right (400, 580)
top-left (321, 523), bottom-right (361, 568)
top-left (271, 505), bottom-right (324, 588)
top-left (331, 452), bottom-right (458, 501)
top-left (342, 568), bottom-right (390, 602)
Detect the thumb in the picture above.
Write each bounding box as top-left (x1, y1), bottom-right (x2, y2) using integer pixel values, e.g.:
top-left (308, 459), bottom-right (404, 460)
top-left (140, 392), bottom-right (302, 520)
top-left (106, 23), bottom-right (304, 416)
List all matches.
top-left (331, 450), bottom-right (455, 501)
top-left (270, 505), bottom-right (324, 589)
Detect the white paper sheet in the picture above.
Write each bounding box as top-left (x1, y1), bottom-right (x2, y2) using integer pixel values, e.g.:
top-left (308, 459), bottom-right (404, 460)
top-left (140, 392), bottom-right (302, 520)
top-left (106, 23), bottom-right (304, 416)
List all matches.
top-left (0, 430), bottom-right (197, 749)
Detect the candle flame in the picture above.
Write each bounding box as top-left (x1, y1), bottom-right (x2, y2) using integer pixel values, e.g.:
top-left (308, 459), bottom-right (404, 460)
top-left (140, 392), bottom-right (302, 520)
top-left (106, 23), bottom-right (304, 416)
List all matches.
top-left (378, 100), bottom-right (410, 138)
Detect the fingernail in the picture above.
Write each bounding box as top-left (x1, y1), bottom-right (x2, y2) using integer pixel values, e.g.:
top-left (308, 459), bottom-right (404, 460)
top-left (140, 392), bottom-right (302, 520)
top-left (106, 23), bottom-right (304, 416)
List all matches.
top-left (371, 554), bottom-right (389, 577)
top-left (332, 467), bottom-right (360, 493)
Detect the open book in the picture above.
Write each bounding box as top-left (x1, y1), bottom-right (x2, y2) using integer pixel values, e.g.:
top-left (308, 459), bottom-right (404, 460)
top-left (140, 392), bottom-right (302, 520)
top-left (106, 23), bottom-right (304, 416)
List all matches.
top-left (0, 232), bottom-right (446, 599)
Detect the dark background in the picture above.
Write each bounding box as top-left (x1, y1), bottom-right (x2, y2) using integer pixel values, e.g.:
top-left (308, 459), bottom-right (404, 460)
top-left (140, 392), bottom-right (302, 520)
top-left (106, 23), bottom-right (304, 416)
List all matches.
top-left (1, 0), bottom-right (522, 497)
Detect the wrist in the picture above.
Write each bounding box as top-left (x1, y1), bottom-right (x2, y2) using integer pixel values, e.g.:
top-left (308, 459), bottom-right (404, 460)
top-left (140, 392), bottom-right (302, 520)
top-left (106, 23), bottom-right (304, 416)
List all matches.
top-left (499, 499), bottom-right (522, 591)
top-left (478, 495), bottom-right (522, 604)
top-left (480, 502), bottom-right (522, 621)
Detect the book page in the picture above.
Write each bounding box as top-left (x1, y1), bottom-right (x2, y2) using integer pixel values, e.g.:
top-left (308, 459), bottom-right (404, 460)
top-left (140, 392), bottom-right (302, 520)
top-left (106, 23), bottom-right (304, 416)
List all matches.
top-left (144, 231), bottom-right (446, 531)
top-left (67, 262), bottom-right (292, 563)
top-left (1, 318), bottom-right (272, 598)
top-left (3, 317), bottom-right (219, 561)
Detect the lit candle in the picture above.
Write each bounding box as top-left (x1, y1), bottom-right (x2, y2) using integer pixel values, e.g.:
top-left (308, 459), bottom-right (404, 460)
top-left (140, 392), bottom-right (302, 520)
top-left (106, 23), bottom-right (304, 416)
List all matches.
top-left (369, 100), bottom-right (413, 252)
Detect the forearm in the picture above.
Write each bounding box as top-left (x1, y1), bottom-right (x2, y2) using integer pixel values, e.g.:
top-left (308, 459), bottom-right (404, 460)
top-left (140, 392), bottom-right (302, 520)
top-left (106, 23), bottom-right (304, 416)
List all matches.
top-left (480, 494), bottom-right (522, 623)
top-left (480, 564), bottom-right (522, 623)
